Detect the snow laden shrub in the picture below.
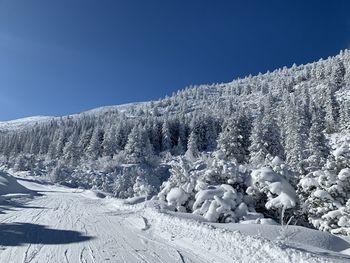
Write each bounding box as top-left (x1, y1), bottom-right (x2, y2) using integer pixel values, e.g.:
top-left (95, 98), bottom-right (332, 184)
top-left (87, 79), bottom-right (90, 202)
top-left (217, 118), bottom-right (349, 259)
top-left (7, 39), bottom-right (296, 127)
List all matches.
top-left (133, 175), bottom-right (156, 198)
top-left (113, 165), bottom-right (160, 198)
top-left (158, 151), bottom-right (249, 222)
top-left (49, 161), bottom-right (71, 183)
top-left (113, 168), bottom-right (137, 198)
top-left (192, 184), bottom-right (247, 222)
top-left (158, 156), bottom-right (196, 212)
top-left (246, 156), bottom-right (297, 223)
top-left (332, 139), bottom-right (350, 174)
top-left (12, 154), bottom-right (38, 174)
top-left (298, 170), bottom-right (339, 231)
top-left (297, 141), bottom-right (350, 234)
top-left (331, 200), bottom-right (350, 235)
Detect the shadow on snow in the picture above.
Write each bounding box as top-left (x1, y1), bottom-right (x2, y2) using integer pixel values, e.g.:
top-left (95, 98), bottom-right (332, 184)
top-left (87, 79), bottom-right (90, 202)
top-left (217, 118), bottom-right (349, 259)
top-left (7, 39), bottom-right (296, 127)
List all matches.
top-left (0, 222), bottom-right (94, 246)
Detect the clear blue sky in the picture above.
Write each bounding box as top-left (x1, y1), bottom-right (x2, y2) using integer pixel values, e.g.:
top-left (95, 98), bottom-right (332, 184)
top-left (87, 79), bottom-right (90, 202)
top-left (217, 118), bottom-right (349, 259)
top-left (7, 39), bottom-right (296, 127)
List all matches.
top-left (0, 0), bottom-right (349, 121)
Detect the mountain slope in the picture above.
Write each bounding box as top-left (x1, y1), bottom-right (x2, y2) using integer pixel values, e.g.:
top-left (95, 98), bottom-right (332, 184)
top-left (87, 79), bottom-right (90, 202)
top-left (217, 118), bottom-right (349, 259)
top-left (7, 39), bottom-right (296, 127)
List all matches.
top-left (0, 49), bottom-right (350, 239)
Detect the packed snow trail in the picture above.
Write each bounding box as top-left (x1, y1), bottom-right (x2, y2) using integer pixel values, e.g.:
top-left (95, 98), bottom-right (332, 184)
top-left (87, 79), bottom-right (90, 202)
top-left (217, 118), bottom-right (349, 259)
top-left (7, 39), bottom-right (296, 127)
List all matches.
top-left (0, 176), bottom-right (349, 263)
top-left (0, 178), bottom-right (203, 263)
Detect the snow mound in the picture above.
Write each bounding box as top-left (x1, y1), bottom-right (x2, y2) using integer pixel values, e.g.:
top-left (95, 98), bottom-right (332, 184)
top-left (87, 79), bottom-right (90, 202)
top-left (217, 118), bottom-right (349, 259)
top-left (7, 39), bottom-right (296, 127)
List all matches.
top-left (213, 223), bottom-right (350, 253)
top-left (112, 199), bottom-right (350, 262)
top-left (122, 196), bottom-right (148, 205)
top-left (0, 172), bottom-right (32, 197)
top-left (80, 190), bottom-right (107, 199)
top-left (166, 187), bottom-right (188, 207)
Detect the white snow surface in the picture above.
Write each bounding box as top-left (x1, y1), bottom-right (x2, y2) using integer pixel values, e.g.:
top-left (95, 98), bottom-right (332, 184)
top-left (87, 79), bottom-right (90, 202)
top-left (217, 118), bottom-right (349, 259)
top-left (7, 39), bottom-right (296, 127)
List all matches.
top-left (0, 174), bottom-right (350, 263)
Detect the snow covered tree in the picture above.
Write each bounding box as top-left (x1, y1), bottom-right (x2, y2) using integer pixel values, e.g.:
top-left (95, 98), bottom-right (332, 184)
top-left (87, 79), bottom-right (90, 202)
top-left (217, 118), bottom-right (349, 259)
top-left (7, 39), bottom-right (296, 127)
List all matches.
top-left (339, 100), bottom-right (350, 130)
top-left (324, 84), bottom-right (339, 133)
top-left (133, 175), bottom-right (156, 197)
top-left (123, 125), bottom-right (154, 164)
top-left (262, 104), bottom-right (284, 159)
top-left (306, 105), bottom-right (329, 172)
top-left (330, 58), bottom-right (346, 88)
top-left (237, 108), bottom-right (253, 161)
top-left (284, 99), bottom-right (308, 176)
top-left (185, 131), bottom-right (199, 160)
top-left (49, 161), bottom-right (70, 183)
top-left (87, 127), bottom-right (102, 160)
top-left (249, 114), bottom-right (268, 166)
top-left (161, 120), bottom-right (172, 152)
top-left (63, 130), bottom-right (81, 166)
top-left (102, 125), bottom-right (117, 157)
top-left (217, 118), bottom-right (245, 163)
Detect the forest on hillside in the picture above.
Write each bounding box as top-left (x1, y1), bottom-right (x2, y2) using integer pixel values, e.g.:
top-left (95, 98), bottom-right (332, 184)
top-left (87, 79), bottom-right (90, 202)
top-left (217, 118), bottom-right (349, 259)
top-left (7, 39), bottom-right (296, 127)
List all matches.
top-left (1, 50), bottom-right (350, 235)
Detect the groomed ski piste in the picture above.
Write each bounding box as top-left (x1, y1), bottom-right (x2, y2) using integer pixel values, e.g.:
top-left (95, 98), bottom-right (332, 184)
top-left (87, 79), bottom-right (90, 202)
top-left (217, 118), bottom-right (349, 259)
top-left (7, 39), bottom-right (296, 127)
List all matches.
top-left (1, 172), bottom-right (350, 263)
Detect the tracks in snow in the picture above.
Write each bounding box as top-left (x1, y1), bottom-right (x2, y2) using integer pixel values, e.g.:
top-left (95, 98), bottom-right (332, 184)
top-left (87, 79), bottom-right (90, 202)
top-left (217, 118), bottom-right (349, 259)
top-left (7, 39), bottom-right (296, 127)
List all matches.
top-left (0, 179), bottom-right (202, 263)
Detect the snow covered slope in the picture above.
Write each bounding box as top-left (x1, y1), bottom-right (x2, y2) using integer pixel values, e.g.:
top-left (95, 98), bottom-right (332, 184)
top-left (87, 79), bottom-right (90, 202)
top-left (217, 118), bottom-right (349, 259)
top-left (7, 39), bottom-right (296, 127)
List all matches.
top-left (0, 174), bottom-right (348, 263)
top-left (0, 116), bottom-right (54, 132)
top-left (0, 102), bottom-right (147, 132)
top-left (0, 172), bottom-right (33, 197)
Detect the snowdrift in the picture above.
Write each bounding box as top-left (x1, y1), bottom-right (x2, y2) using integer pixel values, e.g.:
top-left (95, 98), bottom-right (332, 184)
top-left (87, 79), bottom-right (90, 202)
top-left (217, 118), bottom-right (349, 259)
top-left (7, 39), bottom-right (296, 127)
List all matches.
top-left (111, 199), bottom-right (350, 262)
top-left (0, 172), bottom-right (33, 198)
top-left (213, 223), bottom-right (350, 253)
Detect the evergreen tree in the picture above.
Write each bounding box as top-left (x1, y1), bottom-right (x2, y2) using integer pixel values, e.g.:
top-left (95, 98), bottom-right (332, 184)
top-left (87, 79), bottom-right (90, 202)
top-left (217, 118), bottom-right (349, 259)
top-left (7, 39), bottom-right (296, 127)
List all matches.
top-left (284, 100), bottom-right (308, 176)
top-left (102, 125), bottom-right (117, 157)
top-left (217, 118), bottom-right (245, 163)
top-left (185, 131), bottom-right (199, 160)
top-left (331, 58), bottom-right (346, 88)
top-left (124, 125), bottom-right (154, 164)
top-left (249, 114), bottom-right (268, 166)
top-left (237, 109), bottom-right (253, 161)
top-left (161, 121), bottom-right (172, 152)
top-left (339, 100), bottom-right (350, 130)
top-left (87, 126), bottom-right (102, 160)
top-left (324, 85), bottom-right (339, 133)
top-left (307, 105), bottom-right (329, 172)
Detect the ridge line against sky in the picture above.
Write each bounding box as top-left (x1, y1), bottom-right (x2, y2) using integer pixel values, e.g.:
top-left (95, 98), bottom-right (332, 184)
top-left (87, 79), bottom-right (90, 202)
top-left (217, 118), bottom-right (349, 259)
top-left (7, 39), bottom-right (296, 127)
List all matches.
top-left (0, 0), bottom-right (349, 121)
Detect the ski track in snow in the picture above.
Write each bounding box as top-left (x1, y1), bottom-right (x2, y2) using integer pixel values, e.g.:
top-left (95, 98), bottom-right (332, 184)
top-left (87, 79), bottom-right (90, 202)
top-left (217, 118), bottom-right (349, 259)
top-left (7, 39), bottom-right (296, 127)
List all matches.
top-left (0, 179), bottom-right (203, 263)
top-left (0, 178), bottom-right (349, 263)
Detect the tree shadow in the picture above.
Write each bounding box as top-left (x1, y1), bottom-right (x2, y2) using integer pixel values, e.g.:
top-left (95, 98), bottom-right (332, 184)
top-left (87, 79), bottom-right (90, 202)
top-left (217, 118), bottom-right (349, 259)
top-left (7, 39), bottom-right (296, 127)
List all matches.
top-left (0, 198), bottom-right (46, 215)
top-left (0, 222), bottom-right (94, 246)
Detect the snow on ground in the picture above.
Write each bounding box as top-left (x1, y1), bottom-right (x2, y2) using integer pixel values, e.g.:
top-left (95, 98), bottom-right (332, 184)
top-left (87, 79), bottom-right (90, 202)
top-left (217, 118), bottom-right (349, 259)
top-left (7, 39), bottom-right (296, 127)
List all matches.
top-left (0, 174), bottom-right (350, 263)
top-left (113, 200), bottom-right (350, 262)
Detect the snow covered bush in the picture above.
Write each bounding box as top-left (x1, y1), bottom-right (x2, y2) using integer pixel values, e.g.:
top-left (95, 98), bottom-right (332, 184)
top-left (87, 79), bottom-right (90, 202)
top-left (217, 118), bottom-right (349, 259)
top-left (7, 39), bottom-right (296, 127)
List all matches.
top-left (246, 156), bottom-right (297, 223)
top-left (158, 156), bottom-right (197, 211)
top-left (112, 165), bottom-right (159, 198)
top-left (297, 142), bottom-right (350, 233)
top-left (158, 151), bottom-right (250, 222)
top-left (133, 175), bottom-right (156, 198)
top-left (192, 184), bottom-right (247, 222)
top-left (49, 161), bottom-right (71, 183)
top-left (331, 200), bottom-right (350, 235)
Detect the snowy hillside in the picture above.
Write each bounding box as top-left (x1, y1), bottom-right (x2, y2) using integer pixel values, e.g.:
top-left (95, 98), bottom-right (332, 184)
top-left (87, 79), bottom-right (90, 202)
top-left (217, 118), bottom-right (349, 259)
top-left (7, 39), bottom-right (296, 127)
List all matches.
top-left (0, 116), bottom-right (54, 132)
top-left (0, 102), bottom-right (148, 132)
top-left (1, 49), bottom-right (350, 262)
